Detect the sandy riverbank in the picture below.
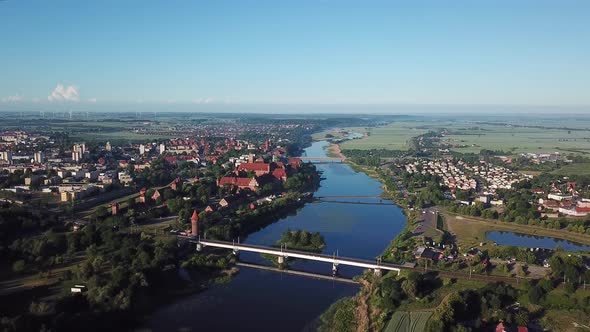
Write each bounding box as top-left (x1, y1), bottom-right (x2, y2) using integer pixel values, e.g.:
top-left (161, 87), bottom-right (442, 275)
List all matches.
top-left (326, 143), bottom-right (346, 159)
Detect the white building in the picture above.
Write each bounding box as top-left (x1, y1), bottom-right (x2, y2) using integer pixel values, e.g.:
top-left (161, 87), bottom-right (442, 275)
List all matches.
top-left (118, 172), bottom-right (133, 185)
top-left (0, 151), bottom-right (12, 163)
top-left (548, 193), bottom-right (573, 201)
top-left (34, 151), bottom-right (44, 164)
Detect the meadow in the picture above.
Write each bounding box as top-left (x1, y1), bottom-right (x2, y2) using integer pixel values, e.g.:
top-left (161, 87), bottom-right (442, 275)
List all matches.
top-left (314, 122), bottom-right (431, 150)
top-left (322, 117), bottom-right (590, 156)
top-left (384, 311), bottom-right (432, 332)
top-left (550, 162), bottom-right (590, 175)
top-left (443, 125), bottom-right (590, 155)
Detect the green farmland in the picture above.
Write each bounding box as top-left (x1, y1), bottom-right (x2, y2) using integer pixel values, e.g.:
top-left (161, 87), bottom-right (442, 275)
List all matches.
top-left (443, 125), bottom-right (590, 155)
top-left (336, 122), bottom-right (432, 150)
top-left (551, 162), bottom-right (590, 175)
top-left (384, 311), bottom-right (432, 332)
top-left (325, 118), bottom-right (590, 156)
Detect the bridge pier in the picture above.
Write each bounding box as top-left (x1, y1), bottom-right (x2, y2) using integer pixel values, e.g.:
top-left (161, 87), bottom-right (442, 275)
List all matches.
top-left (196, 243), bottom-right (203, 252)
top-left (373, 268), bottom-right (382, 277)
top-left (277, 256), bottom-right (285, 265)
top-left (332, 263), bottom-right (339, 276)
top-left (232, 249), bottom-right (239, 256)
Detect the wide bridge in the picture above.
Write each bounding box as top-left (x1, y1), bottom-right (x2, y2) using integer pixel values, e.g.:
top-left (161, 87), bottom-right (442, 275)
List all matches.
top-left (298, 157), bottom-right (345, 163)
top-left (195, 239), bottom-right (401, 276)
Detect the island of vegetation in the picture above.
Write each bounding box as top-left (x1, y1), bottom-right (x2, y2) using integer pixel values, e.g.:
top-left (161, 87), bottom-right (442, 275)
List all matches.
top-left (276, 229), bottom-right (326, 252)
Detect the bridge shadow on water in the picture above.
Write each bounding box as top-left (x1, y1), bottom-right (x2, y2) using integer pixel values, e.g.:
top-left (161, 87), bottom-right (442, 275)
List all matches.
top-left (314, 199), bottom-right (397, 206)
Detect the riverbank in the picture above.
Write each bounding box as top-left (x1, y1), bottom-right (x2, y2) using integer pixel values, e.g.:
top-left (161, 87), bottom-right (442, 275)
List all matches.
top-left (326, 143), bottom-right (346, 159)
top-left (316, 151), bottom-right (420, 332)
top-left (319, 147), bottom-right (590, 332)
top-left (148, 140), bottom-right (405, 331)
top-left (344, 148), bottom-right (590, 251)
top-left (139, 266), bottom-right (238, 323)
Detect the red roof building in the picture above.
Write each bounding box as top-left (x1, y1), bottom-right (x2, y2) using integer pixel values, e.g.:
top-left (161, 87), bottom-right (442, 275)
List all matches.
top-left (170, 177), bottom-right (183, 191)
top-left (164, 156), bottom-right (177, 165)
top-left (288, 158), bottom-right (302, 169)
top-left (151, 189), bottom-right (161, 201)
top-left (218, 176), bottom-right (259, 190)
top-left (264, 139), bottom-right (270, 152)
top-left (237, 162), bottom-right (271, 176)
top-left (111, 202), bottom-right (120, 216)
top-left (542, 200), bottom-right (560, 211)
top-left (272, 168), bottom-right (288, 182)
top-left (138, 188), bottom-right (147, 204)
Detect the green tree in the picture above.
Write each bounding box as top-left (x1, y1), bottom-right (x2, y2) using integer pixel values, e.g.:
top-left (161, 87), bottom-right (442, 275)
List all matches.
top-left (12, 260), bottom-right (26, 273)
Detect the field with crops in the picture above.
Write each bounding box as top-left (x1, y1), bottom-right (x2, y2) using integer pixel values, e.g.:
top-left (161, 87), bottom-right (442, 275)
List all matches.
top-left (338, 122), bottom-right (430, 150)
top-left (443, 125), bottom-right (590, 155)
top-left (384, 311), bottom-right (432, 332)
top-left (328, 117), bottom-right (590, 155)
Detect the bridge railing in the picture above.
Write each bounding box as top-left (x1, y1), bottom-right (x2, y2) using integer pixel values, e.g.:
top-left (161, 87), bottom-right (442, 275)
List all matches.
top-left (197, 239), bottom-right (401, 275)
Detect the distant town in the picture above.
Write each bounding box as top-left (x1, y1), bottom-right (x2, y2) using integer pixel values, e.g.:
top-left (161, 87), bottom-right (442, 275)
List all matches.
top-left (1, 113), bottom-right (590, 332)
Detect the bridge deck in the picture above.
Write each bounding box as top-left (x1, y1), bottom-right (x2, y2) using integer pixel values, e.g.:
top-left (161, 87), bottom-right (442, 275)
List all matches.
top-left (198, 239), bottom-right (401, 272)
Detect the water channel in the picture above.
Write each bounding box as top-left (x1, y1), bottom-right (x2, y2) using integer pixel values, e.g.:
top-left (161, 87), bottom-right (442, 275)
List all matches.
top-left (147, 140), bottom-right (407, 331)
top-left (486, 231), bottom-right (590, 252)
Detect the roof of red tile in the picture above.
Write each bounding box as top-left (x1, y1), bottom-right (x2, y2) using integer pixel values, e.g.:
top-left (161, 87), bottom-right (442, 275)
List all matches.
top-left (219, 176), bottom-right (254, 187)
top-left (272, 168), bottom-right (287, 180)
top-left (238, 163), bottom-right (270, 172)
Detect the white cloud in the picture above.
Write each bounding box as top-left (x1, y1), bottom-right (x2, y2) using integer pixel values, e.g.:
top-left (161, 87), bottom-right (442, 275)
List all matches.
top-left (1, 94), bottom-right (23, 102)
top-left (48, 84), bottom-right (80, 102)
top-left (88, 98), bottom-right (97, 103)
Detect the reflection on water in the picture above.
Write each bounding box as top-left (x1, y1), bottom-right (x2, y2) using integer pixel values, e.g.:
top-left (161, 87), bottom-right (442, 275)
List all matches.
top-left (147, 141), bottom-right (406, 331)
top-left (486, 231), bottom-right (590, 252)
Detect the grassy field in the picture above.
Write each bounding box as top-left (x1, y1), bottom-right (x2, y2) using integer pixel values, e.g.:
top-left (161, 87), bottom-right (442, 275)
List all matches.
top-left (443, 211), bottom-right (590, 250)
top-left (318, 122), bottom-right (430, 150)
top-left (317, 119), bottom-right (590, 155)
top-left (551, 163), bottom-right (590, 175)
top-left (384, 311), bottom-right (432, 332)
top-left (443, 125), bottom-right (590, 155)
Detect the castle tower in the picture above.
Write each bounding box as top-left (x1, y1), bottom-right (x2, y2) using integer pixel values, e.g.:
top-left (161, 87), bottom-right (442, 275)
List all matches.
top-left (191, 210), bottom-right (199, 237)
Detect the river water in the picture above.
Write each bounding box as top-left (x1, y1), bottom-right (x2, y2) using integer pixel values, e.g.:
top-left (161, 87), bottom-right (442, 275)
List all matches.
top-left (147, 141), bottom-right (406, 332)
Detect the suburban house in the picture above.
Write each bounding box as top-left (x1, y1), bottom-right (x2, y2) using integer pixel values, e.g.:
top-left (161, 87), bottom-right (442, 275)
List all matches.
top-left (219, 196), bottom-right (241, 209)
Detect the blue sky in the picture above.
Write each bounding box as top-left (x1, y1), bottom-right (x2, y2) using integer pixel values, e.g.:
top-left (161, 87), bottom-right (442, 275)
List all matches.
top-left (0, 0), bottom-right (589, 112)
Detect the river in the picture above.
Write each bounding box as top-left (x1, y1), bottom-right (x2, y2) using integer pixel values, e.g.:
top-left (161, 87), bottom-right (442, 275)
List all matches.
top-left (147, 141), bottom-right (406, 332)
